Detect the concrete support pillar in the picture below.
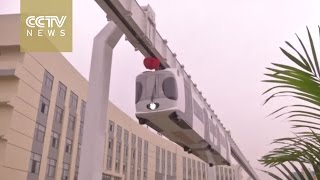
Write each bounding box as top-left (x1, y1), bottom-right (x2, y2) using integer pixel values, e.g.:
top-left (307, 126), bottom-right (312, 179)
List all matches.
top-left (79, 22), bottom-right (123, 180)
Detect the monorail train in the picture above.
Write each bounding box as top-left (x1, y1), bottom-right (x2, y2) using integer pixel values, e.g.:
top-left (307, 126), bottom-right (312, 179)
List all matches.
top-left (135, 68), bottom-right (231, 166)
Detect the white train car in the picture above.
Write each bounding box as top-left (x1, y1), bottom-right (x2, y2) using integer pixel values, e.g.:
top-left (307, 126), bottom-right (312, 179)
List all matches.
top-left (135, 68), bottom-right (231, 166)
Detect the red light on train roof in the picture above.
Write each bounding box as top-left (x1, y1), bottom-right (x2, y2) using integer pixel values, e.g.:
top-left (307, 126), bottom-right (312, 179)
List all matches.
top-left (144, 57), bottom-right (160, 70)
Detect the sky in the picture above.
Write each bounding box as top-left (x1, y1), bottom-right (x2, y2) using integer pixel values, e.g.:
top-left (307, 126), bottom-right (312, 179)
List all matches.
top-left (1, 0), bottom-right (320, 179)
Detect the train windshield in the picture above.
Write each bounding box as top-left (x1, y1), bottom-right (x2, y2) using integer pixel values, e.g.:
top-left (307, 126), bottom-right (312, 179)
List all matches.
top-left (136, 72), bottom-right (178, 103)
top-left (162, 77), bottom-right (177, 100)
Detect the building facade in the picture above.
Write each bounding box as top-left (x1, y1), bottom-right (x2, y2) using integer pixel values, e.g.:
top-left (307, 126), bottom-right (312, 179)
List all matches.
top-left (211, 165), bottom-right (242, 180)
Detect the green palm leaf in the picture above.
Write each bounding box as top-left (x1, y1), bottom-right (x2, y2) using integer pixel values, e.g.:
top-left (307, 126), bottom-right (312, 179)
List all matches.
top-left (261, 27), bottom-right (320, 179)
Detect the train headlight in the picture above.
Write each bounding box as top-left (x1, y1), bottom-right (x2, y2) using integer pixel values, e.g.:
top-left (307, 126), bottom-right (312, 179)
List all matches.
top-left (147, 102), bottom-right (159, 110)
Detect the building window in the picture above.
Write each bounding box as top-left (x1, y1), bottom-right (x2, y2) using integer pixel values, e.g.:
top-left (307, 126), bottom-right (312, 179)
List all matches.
top-left (192, 160), bottom-right (196, 180)
top-left (130, 164), bottom-right (134, 175)
top-left (29, 152), bottom-right (41, 174)
top-left (108, 138), bottom-right (114, 150)
top-left (202, 163), bottom-right (206, 180)
top-left (79, 121), bottom-right (84, 142)
top-left (102, 174), bottom-right (112, 180)
top-left (172, 153), bottom-right (177, 176)
top-left (198, 161), bottom-right (202, 180)
top-left (233, 169), bottom-right (236, 180)
top-left (107, 156), bottom-right (112, 170)
top-left (220, 167), bottom-right (223, 180)
top-left (109, 120), bottom-right (114, 133)
top-left (183, 157), bottom-right (186, 180)
top-left (143, 154), bottom-right (148, 169)
top-left (44, 71), bottom-right (54, 90)
top-left (51, 131), bottom-right (60, 149)
top-left (137, 168), bottom-right (141, 177)
top-left (47, 158), bottom-right (56, 177)
top-left (156, 146), bottom-right (160, 173)
top-left (124, 145), bottom-right (128, 157)
top-left (62, 163), bottom-right (70, 180)
top-left (143, 168), bottom-right (147, 179)
top-left (138, 152), bottom-right (142, 165)
top-left (161, 148), bottom-right (165, 174)
top-left (69, 91), bottom-right (78, 109)
top-left (225, 168), bottom-right (228, 179)
top-left (131, 149), bottom-right (136, 160)
top-left (138, 137), bottom-right (142, 175)
top-left (106, 133), bottom-right (113, 173)
top-left (143, 141), bottom-right (148, 172)
top-left (188, 159), bottom-right (191, 180)
top-left (80, 100), bottom-right (86, 120)
top-left (124, 130), bottom-right (129, 143)
top-left (144, 141), bottom-right (148, 153)
top-left (65, 138), bottom-right (72, 154)
top-left (77, 143), bottom-right (81, 157)
top-left (35, 123), bottom-right (45, 143)
top-left (167, 151), bottom-right (171, 176)
top-left (58, 82), bottom-right (67, 100)
top-left (116, 142), bottom-right (121, 153)
top-left (68, 114), bottom-right (76, 130)
top-left (131, 134), bottom-right (136, 146)
top-left (116, 125), bottom-right (122, 139)
top-left (123, 162), bottom-right (127, 174)
top-left (74, 167), bottom-right (79, 180)
top-left (138, 138), bottom-right (142, 150)
top-left (115, 159), bottom-right (120, 172)
top-left (40, 96), bottom-right (50, 114)
top-left (54, 106), bottom-right (64, 123)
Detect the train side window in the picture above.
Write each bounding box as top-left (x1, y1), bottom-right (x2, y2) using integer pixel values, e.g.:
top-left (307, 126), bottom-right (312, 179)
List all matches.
top-left (162, 77), bottom-right (178, 100)
top-left (136, 82), bottom-right (143, 103)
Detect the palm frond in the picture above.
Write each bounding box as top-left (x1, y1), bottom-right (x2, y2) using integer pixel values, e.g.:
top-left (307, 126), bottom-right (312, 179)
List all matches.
top-left (261, 26), bottom-right (320, 179)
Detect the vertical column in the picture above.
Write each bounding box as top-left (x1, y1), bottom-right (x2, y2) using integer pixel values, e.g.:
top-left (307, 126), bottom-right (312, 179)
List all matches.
top-left (78, 22), bottom-right (123, 180)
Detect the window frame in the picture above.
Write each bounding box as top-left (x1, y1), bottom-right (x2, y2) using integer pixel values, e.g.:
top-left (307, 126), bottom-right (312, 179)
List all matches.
top-left (65, 138), bottom-right (73, 154)
top-left (40, 96), bottom-right (50, 115)
top-left (44, 71), bottom-right (54, 90)
top-left (29, 152), bottom-right (41, 174)
top-left (54, 106), bottom-right (64, 123)
top-left (51, 131), bottom-right (60, 149)
top-left (35, 123), bottom-right (46, 143)
top-left (108, 138), bottom-right (114, 150)
top-left (58, 82), bottom-right (67, 100)
top-left (162, 77), bottom-right (178, 100)
top-left (62, 163), bottom-right (70, 180)
top-left (68, 114), bottom-right (76, 130)
top-left (47, 158), bottom-right (56, 177)
top-left (69, 91), bottom-right (78, 109)
top-left (107, 156), bottom-right (112, 170)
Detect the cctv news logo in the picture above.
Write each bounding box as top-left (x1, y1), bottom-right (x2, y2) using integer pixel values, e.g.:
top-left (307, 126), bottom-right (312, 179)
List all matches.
top-left (25, 16), bottom-right (67, 37)
top-left (20, 0), bottom-right (72, 52)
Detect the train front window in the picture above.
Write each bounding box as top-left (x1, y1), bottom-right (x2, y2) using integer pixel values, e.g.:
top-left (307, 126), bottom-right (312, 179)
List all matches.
top-left (162, 77), bottom-right (178, 100)
top-left (136, 82), bottom-right (142, 103)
